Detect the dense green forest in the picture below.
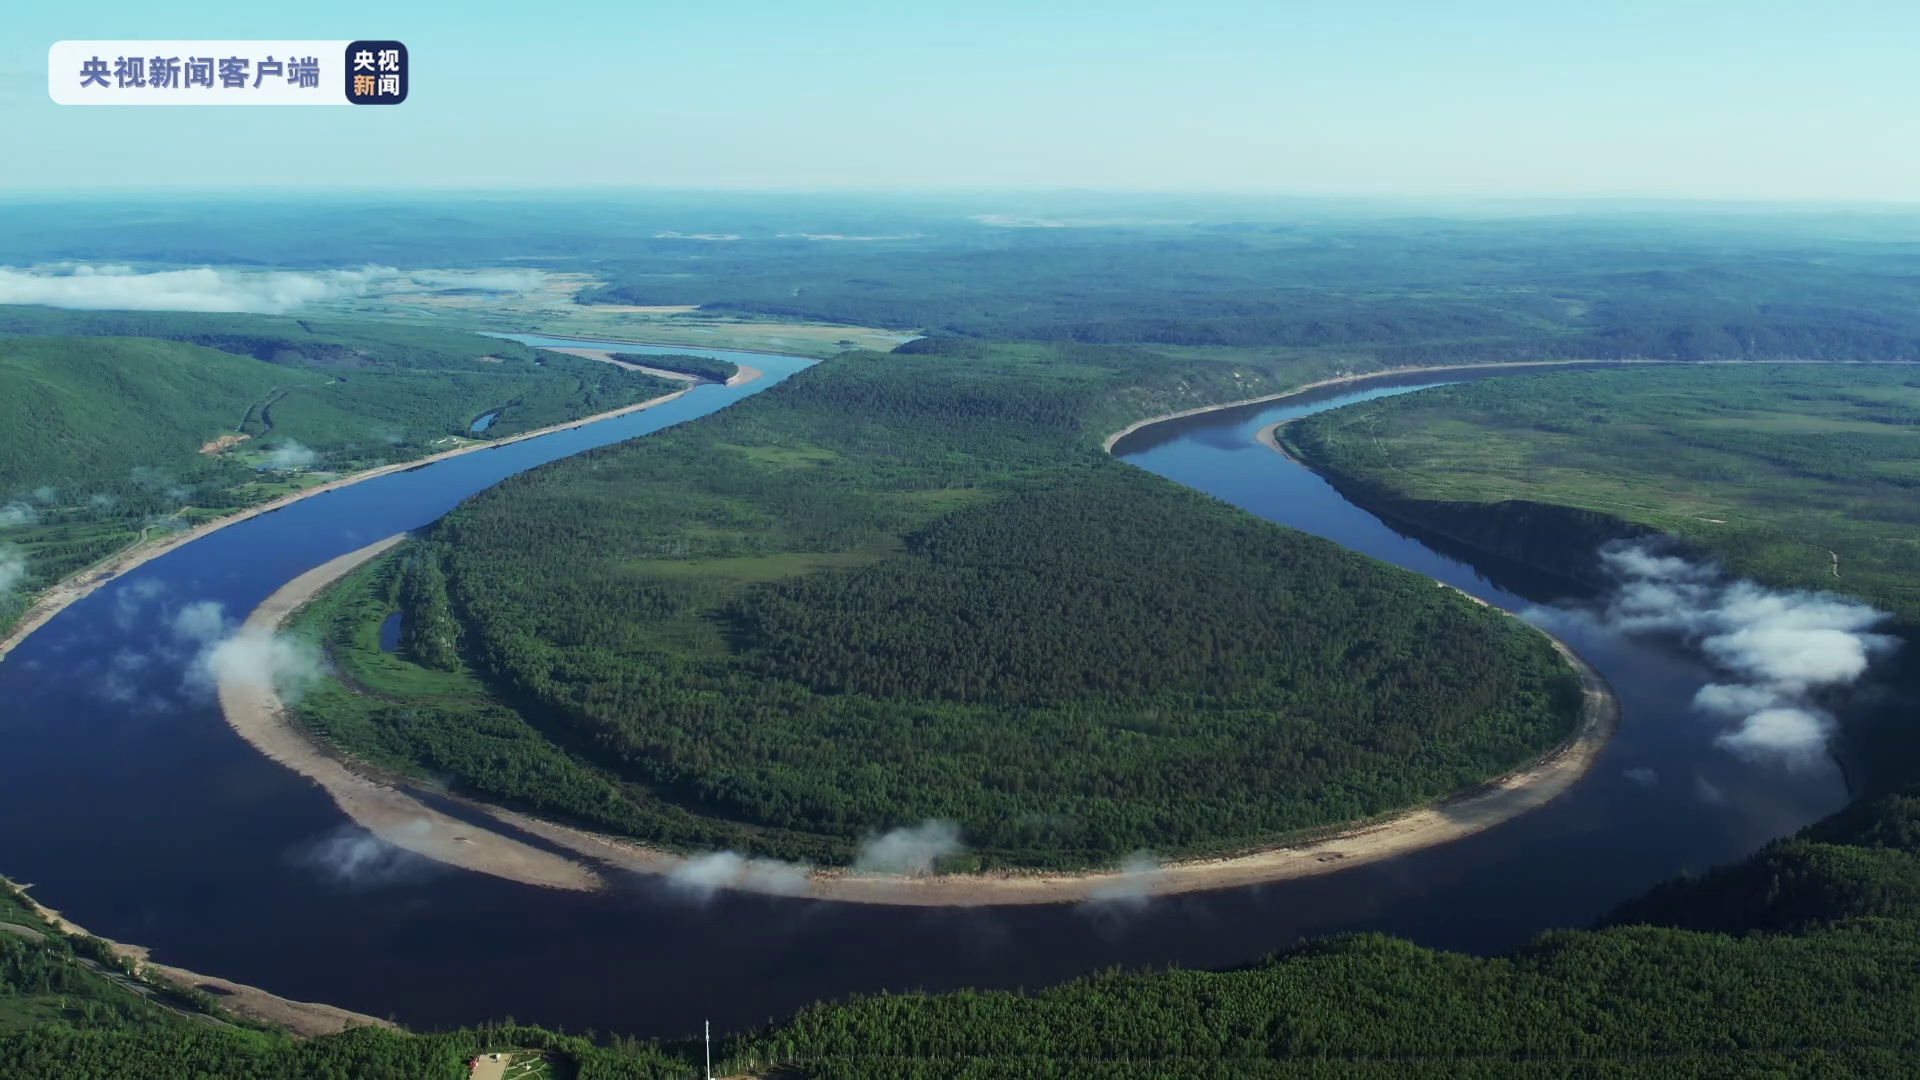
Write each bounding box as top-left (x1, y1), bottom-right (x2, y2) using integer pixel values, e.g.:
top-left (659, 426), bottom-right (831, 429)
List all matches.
top-left (8, 201), bottom-right (1920, 1072)
top-left (575, 216), bottom-right (1920, 366)
top-left (288, 341), bottom-right (1582, 868)
top-left (0, 309), bottom-right (673, 636)
top-left (1280, 364), bottom-right (1920, 626)
top-left (611, 352), bottom-right (738, 382)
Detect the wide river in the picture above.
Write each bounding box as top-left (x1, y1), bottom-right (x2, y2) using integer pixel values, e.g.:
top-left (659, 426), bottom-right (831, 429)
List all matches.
top-left (0, 343), bottom-right (1849, 1039)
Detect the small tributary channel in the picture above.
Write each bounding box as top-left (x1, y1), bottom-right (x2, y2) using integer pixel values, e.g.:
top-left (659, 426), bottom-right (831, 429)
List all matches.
top-left (0, 352), bottom-right (1849, 1040)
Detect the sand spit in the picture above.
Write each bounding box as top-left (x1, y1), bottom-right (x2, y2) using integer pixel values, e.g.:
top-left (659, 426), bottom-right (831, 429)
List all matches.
top-left (1100, 359), bottom-right (1678, 454)
top-left (0, 371), bottom-right (754, 664)
top-left (540, 346), bottom-right (762, 389)
top-left (1255, 420), bottom-right (1299, 461)
top-left (217, 535), bottom-right (603, 893)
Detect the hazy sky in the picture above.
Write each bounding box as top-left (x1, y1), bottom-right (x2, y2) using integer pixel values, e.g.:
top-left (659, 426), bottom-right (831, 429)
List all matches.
top-left (6, 1), bottom-right (1919, 200)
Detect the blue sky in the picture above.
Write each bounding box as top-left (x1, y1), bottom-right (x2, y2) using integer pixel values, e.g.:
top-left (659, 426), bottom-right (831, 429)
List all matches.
top-left (5, 0), bottom-right (1918, 199)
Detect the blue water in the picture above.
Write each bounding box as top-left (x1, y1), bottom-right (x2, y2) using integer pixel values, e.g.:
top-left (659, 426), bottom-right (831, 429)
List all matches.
top-left (0, 350), bottom-right (1850, 1041)
top-left (377, 613), bottom-right (402, 654)
top-left (468, 411), bottom-right (500, 434)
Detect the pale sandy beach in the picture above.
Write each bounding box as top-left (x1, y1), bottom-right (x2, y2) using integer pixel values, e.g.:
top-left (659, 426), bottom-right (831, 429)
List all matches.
top-left (210, 360), bottom-right (1622, 905)
top-left (6, 881), bottom-right (390, 1037)
top-left (537, 345), bottom-right (764, 388)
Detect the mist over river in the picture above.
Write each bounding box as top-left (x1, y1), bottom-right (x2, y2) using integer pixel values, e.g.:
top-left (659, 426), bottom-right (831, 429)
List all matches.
top-left (0, 346), bottom-right (1848, 1038)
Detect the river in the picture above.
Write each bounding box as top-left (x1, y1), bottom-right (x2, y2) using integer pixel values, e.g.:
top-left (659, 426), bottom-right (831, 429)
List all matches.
top-left (0, 345), bottom-right (1848, 1040)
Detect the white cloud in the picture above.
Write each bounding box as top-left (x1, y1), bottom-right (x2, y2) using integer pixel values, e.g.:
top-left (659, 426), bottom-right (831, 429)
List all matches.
top-left (0, 549), bottom-right (25, 594)
top-left (1715, 707), bottom-right (1832, 765)
top-left (0, 264), bottom-right (543, 315)
top-left (665, 851), bottom-right (811, 901)
top-left (0, 501), bottom-right (39, 528)
top-left (1582, 540), bottom-right (1900, 768)
top-left (171, 599), bottom-right (231, 644)
top-left (290, 822), bottom-right (440, 888)
top-left (112, 578), bottom-right (168, 630)
top-left (263, 441), bottom-right (318, 470)
top-left (853, 820), bottom-right (964, 876)
top-left (1691, 683), bottom-right (1781, 719)
top-left (1621, 767), bottom-right (1658, 787)
top-left (1083, 852), bottom-right (1163, 910)
top-left (176, 606), bottom-right (327, 706)
top-left (404, 269), bottom-right (545, 292)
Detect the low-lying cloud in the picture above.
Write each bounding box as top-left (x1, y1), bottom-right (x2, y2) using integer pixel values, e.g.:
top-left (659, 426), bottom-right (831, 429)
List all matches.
top-left (0, 501), bottom-right (39, 528)
top-left (0, 264), bottom-right (544, 315)
top-left (112, 578), bottom-right (168, 630)
top-left (290, 822), bottom-right (441, 888)
top-left (1549, 540), bottom-right (1900, 768)
top-left (665, 851), bottom-right (811, 901)
top-left (173, 599), bottom-right (327, 705)
top-left (262, 441), bottom-right (318, 470)
top-left (0, 549), bottom-right (25, 595)
top-left (1083, 851), bottom-right (1163, 911)
top-left (197, 629), bottom-right (327, 704)
top-left (853, 820), bottom-right (964, 876)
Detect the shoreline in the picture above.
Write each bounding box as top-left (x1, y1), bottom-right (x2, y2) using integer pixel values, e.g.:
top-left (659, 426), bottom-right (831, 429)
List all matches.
top-left (538, 345), bottom-right (763, 388)
top-left (4, 879), bottom-right (390, 1038)
top-left (501, 326), bottom-right (903, 359)
top-left (218, 535), bottom-right (608, 894)
top-left (1099, 358), bottom-right (1687, 454)
top-left (0, 371), bottom-right (751, 664)
top-left (210, 352), bottom-right (1624, 905)
top-left (1254, 419), bottom-right (1300, 462)
top-left (219, 532), bottom-right (1616, 906)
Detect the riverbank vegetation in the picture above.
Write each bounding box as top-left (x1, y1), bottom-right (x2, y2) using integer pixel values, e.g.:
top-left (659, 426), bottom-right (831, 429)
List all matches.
top-left (287, 340), bottom-right (1583, 869)
top-left (0, 309), bottom-right (675, 636)
top-left (611, 352), bottom-right (738, 382)
top-left (9, 780), bottom-right (1920, 1076)
top-left (1281, 364), bottom-right (1920, 626)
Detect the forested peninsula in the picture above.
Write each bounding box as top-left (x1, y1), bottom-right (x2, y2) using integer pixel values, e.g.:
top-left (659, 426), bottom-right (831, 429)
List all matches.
top-left (0, 308), bottom-right (678, 642)
top-left (1280, 364), bottom-right (1920, 622)
top-left (289, 338), bottom-right (1586, 871)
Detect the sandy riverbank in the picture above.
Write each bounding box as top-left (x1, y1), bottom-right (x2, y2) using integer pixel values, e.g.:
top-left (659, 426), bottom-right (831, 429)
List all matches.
top-left (220, 529), bottom-right (1616, 905)
top-left (0, 371), bottom-right (751, 664)
top-left (1100, 359), bottom-right (1678, 454)
top-left (217, 535), bottom-right (605, 893)
top-left (540, 345), bottom-right (763, 388)
top-left (214, 351), bottom-right (1622, 905)
top-left (1255, 419), bottom-right (1301, 462)
top-left (4, 879), bottom-right (390, 1037)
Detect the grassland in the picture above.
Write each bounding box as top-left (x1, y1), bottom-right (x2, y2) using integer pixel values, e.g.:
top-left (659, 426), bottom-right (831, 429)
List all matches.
top-left (1281, 363), bottom-right (1920, 625)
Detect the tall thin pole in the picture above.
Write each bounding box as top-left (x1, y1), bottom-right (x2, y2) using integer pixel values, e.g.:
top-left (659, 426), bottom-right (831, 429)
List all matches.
top-left (705, 1019), bottom-right (712, 1080)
